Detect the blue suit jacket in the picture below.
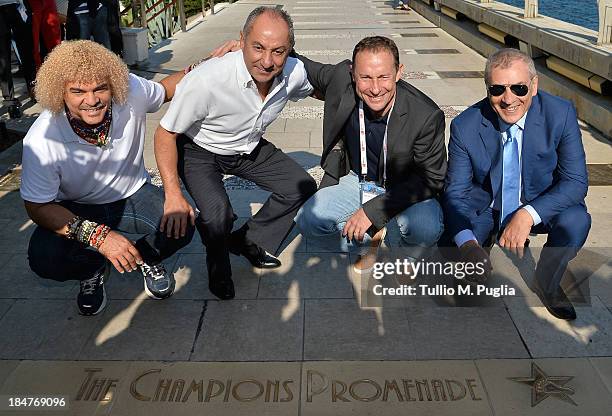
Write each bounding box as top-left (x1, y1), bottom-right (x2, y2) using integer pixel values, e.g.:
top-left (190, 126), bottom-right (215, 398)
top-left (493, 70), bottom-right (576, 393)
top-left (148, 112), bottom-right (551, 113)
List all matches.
top-left (443, 91), bottom-right (588, 238)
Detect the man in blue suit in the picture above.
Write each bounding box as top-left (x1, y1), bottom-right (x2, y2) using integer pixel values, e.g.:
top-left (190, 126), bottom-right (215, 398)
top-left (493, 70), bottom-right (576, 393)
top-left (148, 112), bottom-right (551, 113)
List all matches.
top-left (443, 48), bottom-right (590, 320)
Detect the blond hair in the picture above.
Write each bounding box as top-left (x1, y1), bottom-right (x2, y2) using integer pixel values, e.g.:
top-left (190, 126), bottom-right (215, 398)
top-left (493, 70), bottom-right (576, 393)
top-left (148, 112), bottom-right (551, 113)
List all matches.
top-left (34, 40), bottom-right (129, 114)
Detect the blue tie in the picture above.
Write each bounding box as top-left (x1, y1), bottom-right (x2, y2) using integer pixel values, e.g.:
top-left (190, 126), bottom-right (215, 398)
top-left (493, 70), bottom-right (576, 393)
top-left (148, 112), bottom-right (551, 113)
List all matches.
top-left (501, 124), bottom-right (520, 226)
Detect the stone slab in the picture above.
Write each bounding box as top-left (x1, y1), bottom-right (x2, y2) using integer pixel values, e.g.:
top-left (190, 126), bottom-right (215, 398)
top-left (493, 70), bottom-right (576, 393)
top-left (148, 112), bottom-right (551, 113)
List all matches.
top-left (170, 253), bottom-right (260, 300)
top-left (589, 357), bottom-right (612, 395)
top-left (0, 360), bottom-right (132, 416)
top-left (0, 300), bottom-right (101, 360)
top-left (0, 218), bottom-right (34, 254)
top-left (277, 226), bottom-right (308, 255)
top-left (284, 119), bottom-right (323, 133)
top-left (0, 360), bottom-right (19, 391)
top-left (303, 299), bottom-right (416, 360)
top-left (191, 300), bottom-right (304, 361)
top-left (585, 213), bottom-right (612, 249)
top-left (0, 298), bottom-right (14, 322)
top-left (0, 192), bottom-right (31, 221)
top-left (404, 306), bottom-right (529, 359)
top-left (0, 255), bottom-right (76, 300)
top-left (504, 296), bottom-right (612, 357)
top-left (259, 253), bottom-right (353, 299)
top-left (265, 132), bottom-right (313, 148)
top-left (227, 189), bottom-right (270, 217)
top-left (78, 299), bottom-right (203, 361)
top-left (301, 360), bottom-right (492, 416)
top-left (475, 358), bottom-right (612, 416)
top-left (111, 361), bottom-right (301, 416)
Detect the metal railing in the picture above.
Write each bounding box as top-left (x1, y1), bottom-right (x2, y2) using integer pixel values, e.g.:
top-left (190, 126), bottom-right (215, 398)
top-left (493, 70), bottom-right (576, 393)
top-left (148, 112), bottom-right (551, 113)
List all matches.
top-left (472, 0), bottom-right (612, 45)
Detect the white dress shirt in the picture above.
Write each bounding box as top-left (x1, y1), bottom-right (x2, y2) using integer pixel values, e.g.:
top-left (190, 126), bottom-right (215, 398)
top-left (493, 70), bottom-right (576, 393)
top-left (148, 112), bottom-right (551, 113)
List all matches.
top-left (160, 50), bottom-right (313, 156)
top-left (454, 112), bottom-right (542, 247)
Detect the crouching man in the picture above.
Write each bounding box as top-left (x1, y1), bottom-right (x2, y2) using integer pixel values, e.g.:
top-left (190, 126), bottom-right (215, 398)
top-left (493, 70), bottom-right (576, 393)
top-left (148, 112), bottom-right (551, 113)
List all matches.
top-left (21, 40), bottom-right (194, 315)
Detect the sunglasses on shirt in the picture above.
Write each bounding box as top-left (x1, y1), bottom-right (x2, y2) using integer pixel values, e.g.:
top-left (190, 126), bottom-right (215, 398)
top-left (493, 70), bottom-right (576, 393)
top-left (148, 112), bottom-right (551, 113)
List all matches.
top-left (487, 83), bottom-right (530, 97)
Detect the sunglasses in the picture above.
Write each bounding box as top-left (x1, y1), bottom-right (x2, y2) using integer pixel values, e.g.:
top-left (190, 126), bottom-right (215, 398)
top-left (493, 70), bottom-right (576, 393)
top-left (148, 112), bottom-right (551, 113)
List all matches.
top-left (488, 83), bottom-right (530, 97)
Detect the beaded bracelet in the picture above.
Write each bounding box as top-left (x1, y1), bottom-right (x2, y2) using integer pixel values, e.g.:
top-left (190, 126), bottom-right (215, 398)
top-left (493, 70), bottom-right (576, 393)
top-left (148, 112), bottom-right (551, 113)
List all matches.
top-left (66, 216), bottom-right (83, 240)
top-left (89, 224), bottom-right (111, 249)
top-left (66, 216), bottom-right (111, 249)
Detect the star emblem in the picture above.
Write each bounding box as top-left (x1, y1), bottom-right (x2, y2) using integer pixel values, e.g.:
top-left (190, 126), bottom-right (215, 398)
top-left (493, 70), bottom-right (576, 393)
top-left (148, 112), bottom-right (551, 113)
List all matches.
top-left (508, 363), bottom-right (577, 407)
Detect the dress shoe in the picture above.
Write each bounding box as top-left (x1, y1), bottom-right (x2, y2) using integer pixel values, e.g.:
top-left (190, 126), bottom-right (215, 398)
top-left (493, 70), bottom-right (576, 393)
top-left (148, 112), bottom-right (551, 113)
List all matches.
top-left (209, 275), bottom-right (235, 300)
top-left (532, 283), bottom-right (576, 321)
top-left (229, 235), bottom-right (281, 269)
top-left (459, 241), bottom-right (492, 285)
top-left (206, 251), bottom-right (235, 300)
top-left (8, 102), bottom-right (22, 119)
top-left (353, 227), bottom-right (386, 273)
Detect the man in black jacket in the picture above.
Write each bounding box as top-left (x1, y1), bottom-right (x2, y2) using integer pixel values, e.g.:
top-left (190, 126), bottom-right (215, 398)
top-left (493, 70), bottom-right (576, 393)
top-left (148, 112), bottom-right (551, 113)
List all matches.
top-left (294, 36), bottom-right (447, 271)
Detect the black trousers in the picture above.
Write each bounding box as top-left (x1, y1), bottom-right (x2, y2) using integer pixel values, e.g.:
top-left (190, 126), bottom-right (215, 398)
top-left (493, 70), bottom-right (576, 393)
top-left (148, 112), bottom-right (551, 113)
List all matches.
top-left (177, 136), bottom-right (317, 259)
top-left (0, 4), bottom-right (36, 103)
top-left (28, 183), bottom-right (194, 282)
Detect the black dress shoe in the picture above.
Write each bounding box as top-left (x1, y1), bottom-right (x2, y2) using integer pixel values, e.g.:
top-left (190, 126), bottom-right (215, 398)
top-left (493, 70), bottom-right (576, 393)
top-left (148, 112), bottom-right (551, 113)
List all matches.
top-left (532, 284), bottom-right (576, 321)
top-left (8, 102), bottom-right (22, 119)
top-left (206, 251), bottom-right (235, 300)
top-left (229, 236), bottom-right (281, 269)
top-left (209, 275), bottom-right (235, 300)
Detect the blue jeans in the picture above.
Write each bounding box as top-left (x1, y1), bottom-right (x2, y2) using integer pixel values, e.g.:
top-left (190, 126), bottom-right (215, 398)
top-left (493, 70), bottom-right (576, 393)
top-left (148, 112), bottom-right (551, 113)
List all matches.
top-left (75, 6), bottom-right (111, 50)
top-left (295, 172), bottom-right (444, 256)
top-left (28, 183), bottom-right (194, 281)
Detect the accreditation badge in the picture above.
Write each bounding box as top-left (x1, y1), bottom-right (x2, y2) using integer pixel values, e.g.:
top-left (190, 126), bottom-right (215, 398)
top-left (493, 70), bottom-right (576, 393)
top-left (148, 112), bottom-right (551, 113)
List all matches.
top-left (359, 181), bottom-right (385, 204)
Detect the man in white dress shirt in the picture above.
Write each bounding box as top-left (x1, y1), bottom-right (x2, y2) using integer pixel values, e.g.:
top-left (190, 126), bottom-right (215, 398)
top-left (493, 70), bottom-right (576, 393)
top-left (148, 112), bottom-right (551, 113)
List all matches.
top-left (154, 6), bottom-right (316, 300)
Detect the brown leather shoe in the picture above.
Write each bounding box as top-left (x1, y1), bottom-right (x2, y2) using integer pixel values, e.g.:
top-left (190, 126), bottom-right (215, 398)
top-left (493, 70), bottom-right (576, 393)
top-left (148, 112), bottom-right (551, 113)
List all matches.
top-left (353, 227), bottom-right (387, 273)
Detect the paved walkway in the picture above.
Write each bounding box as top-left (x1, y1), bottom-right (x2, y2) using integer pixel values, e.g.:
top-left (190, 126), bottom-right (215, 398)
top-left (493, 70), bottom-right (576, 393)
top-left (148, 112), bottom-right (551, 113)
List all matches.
top-left (0, 1), bottom-right (611, 415)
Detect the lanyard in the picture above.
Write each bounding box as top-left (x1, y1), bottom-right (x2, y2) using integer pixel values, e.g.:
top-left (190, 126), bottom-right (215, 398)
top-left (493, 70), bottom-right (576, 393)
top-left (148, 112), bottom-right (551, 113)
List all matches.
top-left (358, 99), bottom-right (394, 185)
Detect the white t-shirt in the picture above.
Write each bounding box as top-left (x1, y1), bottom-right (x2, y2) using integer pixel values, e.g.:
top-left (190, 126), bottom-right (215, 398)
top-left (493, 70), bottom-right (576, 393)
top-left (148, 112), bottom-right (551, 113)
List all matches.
top-left (160, 50), bottom-right (313, 155)
top-left (20, 74), bottom-right (165, 205)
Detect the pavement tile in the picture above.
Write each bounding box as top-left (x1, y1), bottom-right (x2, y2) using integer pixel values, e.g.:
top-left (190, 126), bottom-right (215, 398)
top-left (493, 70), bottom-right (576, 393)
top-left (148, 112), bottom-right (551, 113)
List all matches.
top-left (259, 253), bottom-right (353, 299)
top-left (0, 254), bottom-right (77, 299)
top-left (284, 119), bottom-right (323, 133)
top-left (191, 300), bottom-right (304, 361)
top-left (301, 360), bottom-right (492, 416)
top-left (585, 213), bottom-right (612, 248)
top-left (227, 189), bottom-right (270, 217)
top-left (78, 299), bottom-right (203, 361)
top-left (0, 360), bottom-right (132, 416)
top-left (0, 192), bottom-right (31, 221)
top-left (0, 218), bottom-right (34, 254)
top-left (265, 132), bottom-right (312, 148)
top-left (284, 147), bottom-right (322, 167)
top-left (304, 299), bottom-right (416, 360)
top-left (589, 357), bottom-right (612, 395)
top-left (277, 226), bottom-right (308, 255)
top-left (266, 118), bottom-right (287, 133)
top-left (0, 360), bottom-right (19, 391)
top-left (404, 307), bottom-right (529, 359)
top-left (111, 361), bottom-right (300, 415)
top-left (475, 358), bottom-right (612, 416)
top-left (504, 296), bottom-right (612, 357)
top-left (0, 299), bottom-right (101, 360)
top-left (170, 253), bottom-right (260, 300)
top-left (569, 249), bottom-right (612, 306)
top-left (0, 298), bottom-right (15, 321)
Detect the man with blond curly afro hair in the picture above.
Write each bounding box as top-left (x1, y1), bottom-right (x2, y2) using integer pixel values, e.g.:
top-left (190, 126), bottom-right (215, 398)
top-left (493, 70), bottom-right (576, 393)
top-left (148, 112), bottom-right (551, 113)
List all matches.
top-left (21, 40), bottom-right (194, 316)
